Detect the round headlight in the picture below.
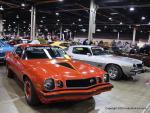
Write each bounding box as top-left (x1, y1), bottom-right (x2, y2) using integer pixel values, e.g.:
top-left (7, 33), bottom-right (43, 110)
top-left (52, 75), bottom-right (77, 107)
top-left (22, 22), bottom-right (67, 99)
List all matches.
top-left (103, 74), bottom-right (110, 83)
top-left (44, 78), bottom-right (55, 91)
top-left (57, 80), bottom-right (63, 88)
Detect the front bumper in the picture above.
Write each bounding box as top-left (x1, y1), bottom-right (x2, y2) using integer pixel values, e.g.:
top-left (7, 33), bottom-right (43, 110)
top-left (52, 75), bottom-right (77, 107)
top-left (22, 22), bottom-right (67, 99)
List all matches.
top-left (122, 66), bottom-right (144, 76)
top-left (38, 83), bottom-right (113, 104)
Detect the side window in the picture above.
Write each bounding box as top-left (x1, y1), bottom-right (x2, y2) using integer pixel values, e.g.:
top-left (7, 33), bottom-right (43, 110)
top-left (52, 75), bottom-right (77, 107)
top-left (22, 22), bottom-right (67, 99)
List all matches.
top-left (15, 47), bottom-right (23, 57)
top-left (73, 47), bottom-right (91, 55)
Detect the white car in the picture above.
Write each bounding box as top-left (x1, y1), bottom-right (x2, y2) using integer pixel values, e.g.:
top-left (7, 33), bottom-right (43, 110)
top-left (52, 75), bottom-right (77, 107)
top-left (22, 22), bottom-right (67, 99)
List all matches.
top-left (66, 45), bottom-right (144, 80)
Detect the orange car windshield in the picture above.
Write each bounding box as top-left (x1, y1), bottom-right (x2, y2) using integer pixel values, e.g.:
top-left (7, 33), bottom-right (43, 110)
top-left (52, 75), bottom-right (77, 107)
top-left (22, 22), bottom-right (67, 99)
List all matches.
top-left (23, 47), bottom-right (65, 60)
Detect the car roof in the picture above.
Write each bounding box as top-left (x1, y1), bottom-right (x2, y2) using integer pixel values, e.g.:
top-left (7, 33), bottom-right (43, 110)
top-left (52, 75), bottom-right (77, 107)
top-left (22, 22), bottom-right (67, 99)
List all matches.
top-left (70, 45), bottom-right (99, 48)
top-left (15, 44), bottom-right (50, 48)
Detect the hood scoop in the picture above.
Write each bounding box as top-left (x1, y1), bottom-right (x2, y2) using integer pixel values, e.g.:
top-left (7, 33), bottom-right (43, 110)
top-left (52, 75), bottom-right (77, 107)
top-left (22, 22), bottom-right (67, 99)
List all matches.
top-left (57, 62), bottom-right (75, 70)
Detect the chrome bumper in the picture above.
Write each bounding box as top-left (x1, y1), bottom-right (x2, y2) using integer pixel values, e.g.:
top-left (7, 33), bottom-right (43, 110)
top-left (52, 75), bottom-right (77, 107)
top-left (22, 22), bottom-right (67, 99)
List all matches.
top-left (122, 66), bottom-right (144, 77)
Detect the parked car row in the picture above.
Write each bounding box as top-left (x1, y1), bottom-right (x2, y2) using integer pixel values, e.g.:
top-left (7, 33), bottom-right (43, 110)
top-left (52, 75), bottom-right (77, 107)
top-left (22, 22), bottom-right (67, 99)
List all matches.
top-left (0, 40), bottom-right (146, 106)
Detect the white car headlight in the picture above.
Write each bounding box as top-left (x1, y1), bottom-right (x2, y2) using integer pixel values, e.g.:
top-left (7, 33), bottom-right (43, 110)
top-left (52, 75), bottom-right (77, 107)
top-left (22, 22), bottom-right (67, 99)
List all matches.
top-left (103, 74), bottom-right (110, 83)
top-left (44, 78), bottom-right (55, 91)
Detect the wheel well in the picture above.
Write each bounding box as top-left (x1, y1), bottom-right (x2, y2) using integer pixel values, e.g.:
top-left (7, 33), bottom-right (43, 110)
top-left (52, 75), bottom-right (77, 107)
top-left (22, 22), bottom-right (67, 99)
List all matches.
top-left (23, 75), bottom-right (29, 82)
top-left (105, 63), bottom-right (122, 71)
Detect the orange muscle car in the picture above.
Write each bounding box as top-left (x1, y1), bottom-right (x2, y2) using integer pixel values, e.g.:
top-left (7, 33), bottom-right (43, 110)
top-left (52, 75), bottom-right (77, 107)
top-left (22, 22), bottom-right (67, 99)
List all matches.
top-left (5, 44), bottom-right (113, 106)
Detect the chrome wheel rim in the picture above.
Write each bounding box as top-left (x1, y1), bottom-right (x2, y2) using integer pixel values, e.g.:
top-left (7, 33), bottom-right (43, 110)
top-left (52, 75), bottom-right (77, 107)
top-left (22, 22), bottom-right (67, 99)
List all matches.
top-left (108, 66), bottom-right (118, 79)
top-left (24, 81), bottom-right (31, 101)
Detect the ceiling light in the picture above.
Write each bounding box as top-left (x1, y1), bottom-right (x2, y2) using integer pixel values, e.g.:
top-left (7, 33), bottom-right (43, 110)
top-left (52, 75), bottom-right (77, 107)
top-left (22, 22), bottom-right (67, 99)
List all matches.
top-left (109, 17), bottom-right (112, 21)
top-left (78, 24), bottom-right (83, 27)
top-left (56, 12), bottom-right (59, 16)
top-left (78, 18), bottom-right (82, 22)
top-left (148, 22), bottom-right (150, 25)
top-left (16, 15), bottom-right (19, 19)
top-left (0, 6), bottom-right (4, 11)
top-left (57, 19), bottom-right (60, 22)
top-left (21, 3), bottom-right (25, 7)
top-left (120, 22), bottom-right (123, 25)
top-left (136, 24), bottom-right (140, 27)
top-left (58, 0), bottom-right (64, 2)
top-left (81, 29), bottom-right (86, 32)
top-left (129, 7), bottom-right (135, 11)
top-left (110, 13), bottom-right (118, 15)
top-left (96, 29), bottom-right (101, 32)
top-left (141, 16), bottom-right (146, 20)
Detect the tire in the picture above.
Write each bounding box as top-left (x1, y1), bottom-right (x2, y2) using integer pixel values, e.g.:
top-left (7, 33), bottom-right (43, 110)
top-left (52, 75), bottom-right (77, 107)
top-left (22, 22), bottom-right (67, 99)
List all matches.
top-left (106, 64), bottom-right (123, 80)
top-left (24, 78), bottom-right (40, 106)
top-left (6, 66), bottom-right (14, 78)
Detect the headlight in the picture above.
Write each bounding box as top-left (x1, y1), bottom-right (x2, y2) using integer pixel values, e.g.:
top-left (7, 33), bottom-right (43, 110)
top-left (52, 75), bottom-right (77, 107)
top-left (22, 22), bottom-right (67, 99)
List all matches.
top-left (44, 78), bottom-right (55, 91)
top-left (103, 74), bottom-right (110, 83)
top-left (57, 80), bottom-right (63, 88)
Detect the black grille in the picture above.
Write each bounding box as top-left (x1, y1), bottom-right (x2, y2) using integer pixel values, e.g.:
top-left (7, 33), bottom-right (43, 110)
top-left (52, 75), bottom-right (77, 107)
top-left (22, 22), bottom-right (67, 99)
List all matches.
top-left (66, 78), bottom-right (97, 88)
top-left (137, 64), bottom-right (143, 68)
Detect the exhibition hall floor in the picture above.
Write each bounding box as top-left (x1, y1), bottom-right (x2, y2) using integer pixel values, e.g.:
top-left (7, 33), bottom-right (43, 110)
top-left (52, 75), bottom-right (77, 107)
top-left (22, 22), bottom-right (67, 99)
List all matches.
top-left (0, 65), bottom-right (150, 113)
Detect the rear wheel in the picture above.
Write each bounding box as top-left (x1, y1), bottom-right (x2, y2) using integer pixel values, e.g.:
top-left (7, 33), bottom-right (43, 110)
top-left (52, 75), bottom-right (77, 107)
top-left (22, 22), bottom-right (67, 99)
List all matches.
top-left (24, 78), bottom-right (40, 106)
top-left (106, 64), bottom-right (123, 80)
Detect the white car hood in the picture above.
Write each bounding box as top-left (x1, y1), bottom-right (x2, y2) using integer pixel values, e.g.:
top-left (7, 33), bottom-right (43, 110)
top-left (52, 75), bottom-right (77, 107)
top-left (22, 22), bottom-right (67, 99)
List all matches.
top-left (96, 54), bottom-right (142, 65)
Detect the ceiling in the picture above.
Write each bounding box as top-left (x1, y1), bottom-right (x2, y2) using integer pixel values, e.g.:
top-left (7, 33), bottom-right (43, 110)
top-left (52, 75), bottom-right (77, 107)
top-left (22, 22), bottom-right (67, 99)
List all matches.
top-left (0, 0), bottom-right (150, 35)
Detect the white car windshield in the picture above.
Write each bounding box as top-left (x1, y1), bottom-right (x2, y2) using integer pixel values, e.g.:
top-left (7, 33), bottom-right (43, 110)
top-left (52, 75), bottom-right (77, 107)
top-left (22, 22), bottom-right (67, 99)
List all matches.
top-left (24, 47), bottom-right (66, 60)
top-left (91, 47), bottom-right (107, 55)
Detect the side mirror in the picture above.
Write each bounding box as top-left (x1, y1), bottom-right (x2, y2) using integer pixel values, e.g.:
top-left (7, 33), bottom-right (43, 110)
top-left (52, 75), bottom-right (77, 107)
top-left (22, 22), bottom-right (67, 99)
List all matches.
top-left (87, 53), bottom-right (92, 56)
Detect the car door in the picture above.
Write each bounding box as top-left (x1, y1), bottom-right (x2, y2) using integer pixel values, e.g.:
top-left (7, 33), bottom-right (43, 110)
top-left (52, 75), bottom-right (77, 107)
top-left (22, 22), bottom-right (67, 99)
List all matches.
top-left (11, 47), bottom-right (24, 80)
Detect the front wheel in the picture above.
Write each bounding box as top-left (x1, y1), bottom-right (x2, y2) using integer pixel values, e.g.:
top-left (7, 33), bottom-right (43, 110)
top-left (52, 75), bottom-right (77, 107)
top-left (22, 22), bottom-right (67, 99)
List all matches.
top-left (24, 78), bottom-right (40, 106)
top-left (106, 64), bottom-right (123, 80)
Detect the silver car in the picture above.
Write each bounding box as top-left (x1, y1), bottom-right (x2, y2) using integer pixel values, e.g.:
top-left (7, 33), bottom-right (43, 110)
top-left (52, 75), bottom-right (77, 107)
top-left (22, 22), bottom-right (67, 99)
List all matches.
top-left (66, 45), bottom-right (144, 80)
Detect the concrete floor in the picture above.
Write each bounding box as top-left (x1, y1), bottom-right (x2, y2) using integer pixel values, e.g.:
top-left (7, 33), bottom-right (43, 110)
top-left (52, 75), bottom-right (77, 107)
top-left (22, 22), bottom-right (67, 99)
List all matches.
top-left (0, 65), bottom-right (150, 113)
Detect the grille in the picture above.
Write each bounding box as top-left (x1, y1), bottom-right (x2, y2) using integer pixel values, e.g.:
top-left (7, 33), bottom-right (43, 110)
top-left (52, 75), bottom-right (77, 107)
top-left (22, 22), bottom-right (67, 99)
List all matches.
top-left (66, 78), bottom-right (97, 88)
top-left (137, 64), bottom-right (143, 68)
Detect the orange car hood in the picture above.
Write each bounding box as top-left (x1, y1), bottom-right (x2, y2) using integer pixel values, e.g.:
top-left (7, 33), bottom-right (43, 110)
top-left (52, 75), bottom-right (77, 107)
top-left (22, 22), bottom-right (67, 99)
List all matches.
top-left (22, 59), bottom-right (105, 80)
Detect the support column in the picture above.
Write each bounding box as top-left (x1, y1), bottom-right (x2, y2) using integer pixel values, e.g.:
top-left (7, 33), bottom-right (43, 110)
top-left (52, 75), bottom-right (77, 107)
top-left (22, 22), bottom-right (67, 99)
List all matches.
top-left (132, 27), bottom-right (136, 45)
top-left (30, 5), bottom-right (36, 40)
top-left (0, 14), bottom-right (3, 36)
top-left (17, 24), bottom-right (20, 36)
top-left (60, 25), bottom-right (62, 40)
top-left (117, 32), bottom-right (120, 40)
top-left (88, 0), bottom-right (97, 42)
top-left (148, 32), bottom-right (150, 43)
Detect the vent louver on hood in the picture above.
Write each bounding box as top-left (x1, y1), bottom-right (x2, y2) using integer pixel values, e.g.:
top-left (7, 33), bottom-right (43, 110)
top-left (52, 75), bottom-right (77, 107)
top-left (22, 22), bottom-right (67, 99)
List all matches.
top-left (57, 62), bottom-right (75, 70)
